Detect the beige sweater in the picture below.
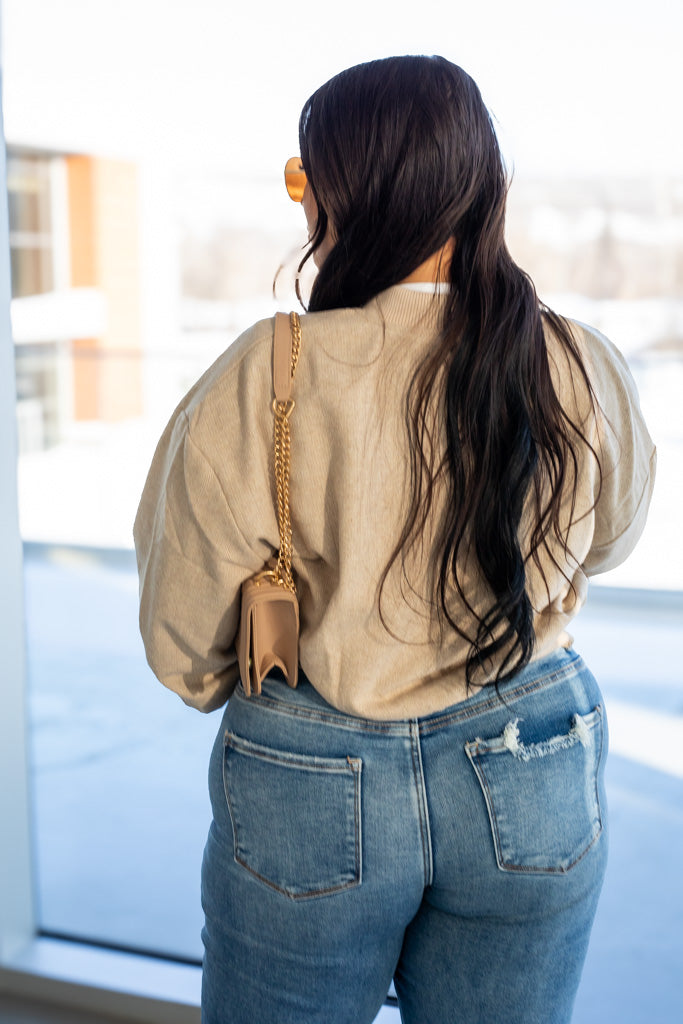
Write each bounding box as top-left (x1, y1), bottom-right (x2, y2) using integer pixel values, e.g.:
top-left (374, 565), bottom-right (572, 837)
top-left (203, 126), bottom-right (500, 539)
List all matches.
top-left (134, 286), bottom-right (656, 718)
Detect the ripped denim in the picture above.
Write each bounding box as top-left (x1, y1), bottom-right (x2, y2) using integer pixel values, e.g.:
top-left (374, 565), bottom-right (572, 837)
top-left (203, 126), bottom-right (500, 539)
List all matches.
top-left (201, 647), bottom-right (608, 1024)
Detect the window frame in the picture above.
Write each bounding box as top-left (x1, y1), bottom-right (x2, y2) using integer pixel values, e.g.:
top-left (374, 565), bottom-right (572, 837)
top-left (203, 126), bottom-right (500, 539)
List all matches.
top-left (0, 938), bottom-right (201, 1022)
top-left (0, 16), bottom-right (671, 1022)
top-left (0, 54), bottom-right (201, 1023)
top-left (7, 151), bottom-right (55, 299)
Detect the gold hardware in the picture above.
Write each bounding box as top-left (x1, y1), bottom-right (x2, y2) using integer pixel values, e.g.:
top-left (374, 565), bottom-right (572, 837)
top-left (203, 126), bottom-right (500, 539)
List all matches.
top-left (272, 398), bottom-right (295, 418)
top-left (252, 568), bottom-right (281, 586)
top-left (271, 312), bottom-right (301, 595)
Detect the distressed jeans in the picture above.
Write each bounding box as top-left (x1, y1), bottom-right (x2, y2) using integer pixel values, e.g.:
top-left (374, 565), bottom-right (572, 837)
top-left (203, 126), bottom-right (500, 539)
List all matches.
top-left (201, 647), bottom-right (608, 1024)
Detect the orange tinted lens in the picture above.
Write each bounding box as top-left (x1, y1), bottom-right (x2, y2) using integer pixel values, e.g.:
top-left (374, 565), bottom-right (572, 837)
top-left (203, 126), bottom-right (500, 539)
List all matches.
top-left (284, 157), bottom-right (306, 202)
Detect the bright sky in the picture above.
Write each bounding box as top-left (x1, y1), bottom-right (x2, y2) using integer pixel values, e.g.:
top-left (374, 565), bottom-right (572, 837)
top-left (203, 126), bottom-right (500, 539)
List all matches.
top-left (3, 0), bottom-right (683, 178)
top-left (2, 0), bottom-right (682, 182)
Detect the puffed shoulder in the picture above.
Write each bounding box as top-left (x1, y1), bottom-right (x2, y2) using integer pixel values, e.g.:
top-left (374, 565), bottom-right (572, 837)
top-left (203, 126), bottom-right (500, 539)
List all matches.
top-left (567, 318), bottom-right (640, 393)
top-left (179, 316), bottom-right (276, 420)
top-left (558, 318), bottom-right (657, 576)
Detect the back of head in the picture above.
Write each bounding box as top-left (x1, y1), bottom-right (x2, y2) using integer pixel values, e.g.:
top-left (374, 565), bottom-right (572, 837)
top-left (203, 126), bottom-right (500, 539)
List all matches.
top-left (299, 55), bottom-right (506, 311)
top-left (299, 56), bottom-right (601, 690)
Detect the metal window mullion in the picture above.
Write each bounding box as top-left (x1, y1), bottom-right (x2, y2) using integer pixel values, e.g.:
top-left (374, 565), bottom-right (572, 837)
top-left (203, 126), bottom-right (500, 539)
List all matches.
top-left (0, 56), bottom-right (36, 963)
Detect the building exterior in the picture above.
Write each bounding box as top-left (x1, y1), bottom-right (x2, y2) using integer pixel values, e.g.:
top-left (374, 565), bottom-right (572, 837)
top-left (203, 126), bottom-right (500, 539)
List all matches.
top-left (9, 148), bottom-right (143, 453)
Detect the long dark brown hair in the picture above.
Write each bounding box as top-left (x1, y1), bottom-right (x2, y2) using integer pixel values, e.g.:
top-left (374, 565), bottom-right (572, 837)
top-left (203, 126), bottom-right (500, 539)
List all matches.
top-left (298, 56), bottom-right (601, 687)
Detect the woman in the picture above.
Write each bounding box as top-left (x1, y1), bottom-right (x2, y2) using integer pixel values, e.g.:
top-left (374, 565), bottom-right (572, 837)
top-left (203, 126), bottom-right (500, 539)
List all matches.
top-left (134, 56), bottom-right (656, 1024)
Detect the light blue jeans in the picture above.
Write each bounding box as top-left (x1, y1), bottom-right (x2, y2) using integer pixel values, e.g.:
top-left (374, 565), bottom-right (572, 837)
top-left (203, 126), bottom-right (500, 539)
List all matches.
top-left (201, 647), bottom-right (608, 1023)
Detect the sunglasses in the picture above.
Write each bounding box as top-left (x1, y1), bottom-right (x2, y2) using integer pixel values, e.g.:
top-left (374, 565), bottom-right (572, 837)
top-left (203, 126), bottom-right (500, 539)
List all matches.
top-left (284, 157), bottom-right (307, 203)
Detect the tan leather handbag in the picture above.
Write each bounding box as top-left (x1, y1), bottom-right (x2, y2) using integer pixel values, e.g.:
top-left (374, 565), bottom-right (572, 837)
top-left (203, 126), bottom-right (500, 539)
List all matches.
top-left (236, 311), bottom-right (301, 697)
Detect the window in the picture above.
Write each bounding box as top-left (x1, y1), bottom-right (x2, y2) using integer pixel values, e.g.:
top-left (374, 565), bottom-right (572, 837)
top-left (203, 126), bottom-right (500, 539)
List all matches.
top-left (2, 3), bottom-right (682, 1022)
top-left (8, 153), bottom-right (54, 298)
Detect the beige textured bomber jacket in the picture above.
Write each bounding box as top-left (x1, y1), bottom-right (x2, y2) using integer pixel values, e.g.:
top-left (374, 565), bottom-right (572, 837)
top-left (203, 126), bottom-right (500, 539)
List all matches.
top-left (133, 286), bottom-right (656, 719)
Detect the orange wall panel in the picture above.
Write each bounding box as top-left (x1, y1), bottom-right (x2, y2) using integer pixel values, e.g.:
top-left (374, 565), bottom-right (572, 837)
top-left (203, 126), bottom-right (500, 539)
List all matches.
top-left (66, 156), bottom-right (97, 288)
top-left (66, 155), bottom-right (143, 421)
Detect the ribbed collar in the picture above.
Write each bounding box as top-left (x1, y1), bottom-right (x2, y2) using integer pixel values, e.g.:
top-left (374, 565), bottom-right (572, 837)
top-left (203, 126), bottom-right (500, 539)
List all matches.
top-left (372, 284), bottom-right (447, 330)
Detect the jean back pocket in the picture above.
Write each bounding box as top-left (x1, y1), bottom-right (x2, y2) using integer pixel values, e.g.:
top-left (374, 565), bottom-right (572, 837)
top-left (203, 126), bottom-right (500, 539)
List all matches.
top-left (223, 732), bottom-right (362, 899)
top-left (465, 706), bottom-right (604, 874)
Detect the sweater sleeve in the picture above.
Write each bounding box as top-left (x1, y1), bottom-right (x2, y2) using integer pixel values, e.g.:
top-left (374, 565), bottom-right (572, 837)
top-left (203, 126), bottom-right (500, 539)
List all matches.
top-left (577, 324), bottom-right (657, 577)
top-left (133, 408), bottom-right (258, 712)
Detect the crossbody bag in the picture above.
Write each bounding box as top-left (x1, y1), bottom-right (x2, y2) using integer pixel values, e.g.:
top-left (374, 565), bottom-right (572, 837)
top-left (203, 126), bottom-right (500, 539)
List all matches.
top-left (236, 311), bottom-right (301, 696)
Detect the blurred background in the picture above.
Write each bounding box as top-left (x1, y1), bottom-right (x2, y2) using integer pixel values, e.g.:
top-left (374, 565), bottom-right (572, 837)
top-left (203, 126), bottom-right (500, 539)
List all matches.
top-left (2, 1), bottom-right (681, 1021)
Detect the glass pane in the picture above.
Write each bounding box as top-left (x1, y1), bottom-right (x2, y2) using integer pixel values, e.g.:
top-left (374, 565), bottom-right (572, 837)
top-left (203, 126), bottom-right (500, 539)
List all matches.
top-left (14, 342), bottom-right (61, 451)
top-left (9, 185), bottom-right (43, 234)
top-left (10, 242), bottom-right (54, 298)
top-left (5, 5), bottom-right (681, 1019)
top-left (24, 543), bottom-right (216, 958)
top-left (7, 154), bottom-right (52, 235)
top-left (7, 154), bottom-right (53, 297)
top-left (506, 177), bottom-right (682, 592)
top-left (13, 158), bottom-right (303, 959)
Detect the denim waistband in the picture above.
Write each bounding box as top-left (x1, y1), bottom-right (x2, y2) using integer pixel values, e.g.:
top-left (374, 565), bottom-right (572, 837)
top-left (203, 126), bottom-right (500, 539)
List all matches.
top-left (233, 647), bottom-right (589, 737)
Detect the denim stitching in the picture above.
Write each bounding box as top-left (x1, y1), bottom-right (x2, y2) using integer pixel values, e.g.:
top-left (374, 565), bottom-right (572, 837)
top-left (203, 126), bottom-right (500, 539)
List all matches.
top-left (222, 733), bottom-right (363, 899)
top-left (468, 756), bottom-right (603, 875)
top-left (419, 655), bottom-right (586, 735)
top-left (348, 756), bottom-right (363, 886)
top-left (234, 651), bottom-right (585, 736)
top-left (465, 757), bottom-right (506, 871)
top-left (491, 829), bottom-right (603, 875)
top-left (225, 731), bottom-right (358, 773)
top-left (465, 706), bottom-right (605, 874)
top-left (409, 722), bottom-right (433, 888)
top-left (592, 703), bottom-right (605, 834)
top-left (231, 857), bottom-right (362, 900)
top-left (234, 684), bottom-right (408, 735)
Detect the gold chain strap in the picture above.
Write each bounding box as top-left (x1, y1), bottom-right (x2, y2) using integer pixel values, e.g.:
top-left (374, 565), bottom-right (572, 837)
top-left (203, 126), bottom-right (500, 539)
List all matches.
top-left (273, 311), bottom-right (301, 592)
